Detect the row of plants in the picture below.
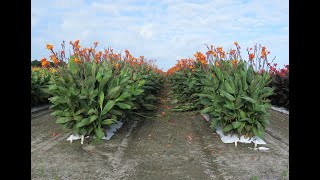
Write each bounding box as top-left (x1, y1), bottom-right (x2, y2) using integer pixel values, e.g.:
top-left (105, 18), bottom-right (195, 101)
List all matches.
top-left (31, 66), bottom-right (56, 106)
top-left (38, 40), bottom-right (164, 140)
top-left (167, 42), bottom-right (288, 138)
top-left (167, 57), bottom-right (207, 111)
top-left (268, 64), bottom-right (289, 109)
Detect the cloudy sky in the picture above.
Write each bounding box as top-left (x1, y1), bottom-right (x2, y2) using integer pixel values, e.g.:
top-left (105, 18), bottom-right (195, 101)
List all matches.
top-left (32, 0), bottom-right (288, 71)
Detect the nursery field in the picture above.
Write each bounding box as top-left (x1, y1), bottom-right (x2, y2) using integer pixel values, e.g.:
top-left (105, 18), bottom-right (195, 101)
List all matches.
top-left (31, 84), bottom-right (288, 180)
top-left (31, 41), bottom-right (289, 179)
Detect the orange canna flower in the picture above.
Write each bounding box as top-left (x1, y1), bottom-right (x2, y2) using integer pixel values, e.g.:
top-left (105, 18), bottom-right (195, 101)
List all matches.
top-left (41, 57), bottom-right (47, 62)
top-left (215, 61), bottom-right (220, 67)
top-left (261, 51), bottom-right (266, 58)
top-left (50, 55), bottom-right (59, 65)
top-left (41, 58), bottom-right (50, 67)
top-left (95, 51), bottom-right (102, 60)
top-left (116, 63), bottom-right (120, 69)
top-left (232, 60), bottom-right (238, 66)
top-left (230, 49), bottom-right (236, 55)
top-left (74, 57), bottom-right (81, 63)
top-left (46, 44), bottom-right (53, 50)
top-left (220, 51), bottom-right (225, 58)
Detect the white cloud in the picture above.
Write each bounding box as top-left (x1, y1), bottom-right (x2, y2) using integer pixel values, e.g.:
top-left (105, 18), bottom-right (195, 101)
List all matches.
top-left (139, 24), bottom-right (154, 39)
top-left (31, 0), bottom-right (289, 70)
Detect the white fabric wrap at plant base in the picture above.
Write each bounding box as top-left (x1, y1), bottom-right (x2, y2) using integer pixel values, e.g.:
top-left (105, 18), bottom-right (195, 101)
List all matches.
top-left (202, 114), bottom-right (269, 151)
top-left (67, 120), bottom-right (124, 144)
top-left (271, 105), bottom-right (289, 115)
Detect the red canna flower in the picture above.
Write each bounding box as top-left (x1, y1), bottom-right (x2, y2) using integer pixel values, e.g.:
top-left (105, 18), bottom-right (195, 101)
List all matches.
top-left (249, 53), bottom-right (255, 61)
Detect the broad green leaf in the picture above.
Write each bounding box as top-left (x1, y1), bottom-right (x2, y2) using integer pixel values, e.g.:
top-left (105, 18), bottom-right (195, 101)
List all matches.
top-left (199, 98), bottom-right (212, 106)
top-left (225, 79), bottom-right (235, 94)
top-left (78, 127), bottom-right (87, 135)
top-left (109, 109), bottom-right (123, 116)
top-left (120, 76), bottom-right (130, 85)
top-left (96, 71), bottom-right (102, 82)
top-left (51, 110), bottom-right (64, 116)
top-left (240, 118), bottom-right (253, 123)
top-left (108, 86), bottom-right (121, 99)
top-left (255, 105), bottom-right (266, 112)
top-left (101, 100), bottom-right (116, 115)
top-left (88, 108), bottom-right (97, 115)
top-left (252, 126), bottom-right (264, 138)
top-left (132, 89), bottom-right (144, 96)
top-left (232, 121), bottom-right (242, 129)
top-left (241, 96), bottom-right (257, 104)
top-left (91, 61), bottom-right (98, 76)
top-left (220, 90), bottom-right (236, 101)
top-left (214, 67), bottom-right (222, 80)
top-left (117, 102), bottom-right (132, 109)
top-left (239, 110), bottom-right (246, 118)
top-left (79, 95), bottom-right (87, 99)
top-left (260, 118), bottom-right (270, 127)
top-left (261, 87), bottom-right (273, 94)
top-left (74, 115), bottom-right (83, 121)
top-left (223, 124), bottom-right (234, 133)
top-left (209, 119), bottom-right (218, 129)
top-left (223, 103), bottom-right (235, 110)
top-left (116, 92), bottom-right (131, 102)
top-left (89, 115), bottom-right (98, 123)
top-left (100, 70), bottom-right (112, 88)
top-left (138, 80), bottom-right (146, 87)
top-left (101, 119), bottom-right (116, 125)
top-left (95, 128), bottom-right (105, 139)
top-left (196, 94), bottom-right (214, 100)
top-left (237, 122), bottom-right (245, 134)
top-left (87, 126), bottom-right (94, 135)
top-left (75, 109), bottom-right (87, 115)
top-left (99, 92), bottom-right (104, 110)
top-left (69, 59), bottom-right (77, 75)
top-left (255, 121), bottom-right (263, 131)
top-left (200, 106), bottom-right (214, 114)
top-left (76, 118), bottom-right (90, 128)
top-left (56, 117), bottom-right (72, 124)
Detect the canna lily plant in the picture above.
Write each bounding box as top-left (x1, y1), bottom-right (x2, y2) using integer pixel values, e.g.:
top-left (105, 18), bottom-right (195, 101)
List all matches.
top-left (44, 41), bottom-right (163, 141)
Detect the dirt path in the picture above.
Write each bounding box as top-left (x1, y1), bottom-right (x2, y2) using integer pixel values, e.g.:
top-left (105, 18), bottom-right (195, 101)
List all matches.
top-left (31, 83), bottom-right (289, 180)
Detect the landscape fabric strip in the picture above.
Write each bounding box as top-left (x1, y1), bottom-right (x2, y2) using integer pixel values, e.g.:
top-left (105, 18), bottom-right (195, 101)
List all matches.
top-left (202, 114), bottom-right (268, 148)
top-left (67, 120), bottom-right (124, 143)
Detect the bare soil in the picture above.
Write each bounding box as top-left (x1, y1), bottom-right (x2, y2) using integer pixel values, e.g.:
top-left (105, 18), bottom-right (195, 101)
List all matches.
top-left (31, 87), bottom-right (289, 180)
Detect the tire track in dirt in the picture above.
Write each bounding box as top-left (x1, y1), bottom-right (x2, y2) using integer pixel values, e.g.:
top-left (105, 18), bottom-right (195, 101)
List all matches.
top-left (94, 121), bottom-right (139, 179)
